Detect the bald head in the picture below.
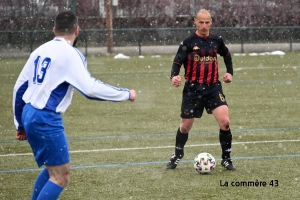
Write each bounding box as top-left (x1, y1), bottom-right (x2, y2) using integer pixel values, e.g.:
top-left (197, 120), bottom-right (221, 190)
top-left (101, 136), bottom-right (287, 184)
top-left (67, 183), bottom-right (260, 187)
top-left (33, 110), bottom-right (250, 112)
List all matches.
top-left (196, 9), bottom-right (212, 19)
top-left (194, 9), bottom-right (212, 37)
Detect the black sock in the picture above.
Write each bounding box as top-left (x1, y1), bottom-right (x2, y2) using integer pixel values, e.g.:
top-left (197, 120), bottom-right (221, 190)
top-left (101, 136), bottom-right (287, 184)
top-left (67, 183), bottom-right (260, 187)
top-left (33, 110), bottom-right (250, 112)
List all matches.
top-left (219, 129), bottom-right (232, 159)
top-left (175, 128), bottom-right (188, 156)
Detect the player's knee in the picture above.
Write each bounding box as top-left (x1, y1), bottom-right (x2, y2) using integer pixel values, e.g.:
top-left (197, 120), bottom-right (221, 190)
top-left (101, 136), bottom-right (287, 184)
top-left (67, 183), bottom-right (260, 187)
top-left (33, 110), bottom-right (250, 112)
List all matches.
top-left (180, 125), bottom-right (191, 133)
top-left (49, 169), bottom-right (70, 187)
top-left (56, 172), bottom-right (70, 187)
top-left (219, 118), bottom-right (230, 130)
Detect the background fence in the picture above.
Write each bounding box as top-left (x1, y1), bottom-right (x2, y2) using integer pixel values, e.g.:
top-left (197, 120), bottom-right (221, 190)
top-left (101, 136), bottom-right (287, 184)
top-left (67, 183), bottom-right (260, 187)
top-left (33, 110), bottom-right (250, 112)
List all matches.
top-left (1, 26), bottom-right (300, 57)
top-left (2, 0), bottom-right (300, 57)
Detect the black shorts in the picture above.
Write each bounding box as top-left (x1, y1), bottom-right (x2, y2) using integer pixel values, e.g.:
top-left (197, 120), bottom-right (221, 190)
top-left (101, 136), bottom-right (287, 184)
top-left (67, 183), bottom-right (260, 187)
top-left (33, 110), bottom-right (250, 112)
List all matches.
top-left (180, 81), bottom-right (228, 118)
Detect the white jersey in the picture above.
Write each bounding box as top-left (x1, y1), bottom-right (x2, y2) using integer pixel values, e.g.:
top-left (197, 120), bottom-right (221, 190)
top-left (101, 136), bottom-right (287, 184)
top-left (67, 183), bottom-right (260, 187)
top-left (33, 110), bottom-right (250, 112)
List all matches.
top-left (13, 37), bottom-right (130, 130)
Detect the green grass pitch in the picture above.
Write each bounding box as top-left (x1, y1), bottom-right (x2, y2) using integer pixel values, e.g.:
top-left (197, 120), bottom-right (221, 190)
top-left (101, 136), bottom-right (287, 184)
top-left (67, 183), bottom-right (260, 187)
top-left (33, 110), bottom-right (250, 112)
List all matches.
top-left (0, 52), bottom-right (300, 199)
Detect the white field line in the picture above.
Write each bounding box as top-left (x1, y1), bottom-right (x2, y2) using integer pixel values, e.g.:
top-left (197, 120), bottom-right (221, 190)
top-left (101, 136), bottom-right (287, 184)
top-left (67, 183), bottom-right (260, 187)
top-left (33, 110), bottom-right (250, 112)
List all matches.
top-left (1, 139), bottom-right (299, 157)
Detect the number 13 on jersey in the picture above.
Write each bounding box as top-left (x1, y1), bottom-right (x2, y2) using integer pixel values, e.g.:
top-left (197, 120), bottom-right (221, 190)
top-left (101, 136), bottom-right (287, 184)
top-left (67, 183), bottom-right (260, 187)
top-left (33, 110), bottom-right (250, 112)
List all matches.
top-left (33, 56), bottom-right (51, 84)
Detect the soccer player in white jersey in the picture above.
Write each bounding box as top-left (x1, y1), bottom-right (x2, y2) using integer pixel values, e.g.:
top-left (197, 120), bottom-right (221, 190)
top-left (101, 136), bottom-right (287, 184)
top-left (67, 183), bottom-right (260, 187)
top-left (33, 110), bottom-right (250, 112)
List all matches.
top-left (12, 10), bottom-right (137, 200)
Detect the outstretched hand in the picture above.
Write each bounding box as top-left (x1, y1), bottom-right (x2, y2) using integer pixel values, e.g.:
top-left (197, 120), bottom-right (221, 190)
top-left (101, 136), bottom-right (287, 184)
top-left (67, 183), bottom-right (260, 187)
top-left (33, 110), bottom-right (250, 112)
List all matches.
top-left (16, 130), bottom-right (27, 140)
top-left (223, 73), bottom-right (232, 83)
top-left (129, 90), bottom-right (137, 102)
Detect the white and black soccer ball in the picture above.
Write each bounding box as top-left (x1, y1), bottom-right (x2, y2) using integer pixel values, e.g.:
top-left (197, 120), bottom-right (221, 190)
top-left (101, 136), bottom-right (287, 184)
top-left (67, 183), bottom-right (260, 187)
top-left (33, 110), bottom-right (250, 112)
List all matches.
top-left (193, 152), bottom-right (216, 174)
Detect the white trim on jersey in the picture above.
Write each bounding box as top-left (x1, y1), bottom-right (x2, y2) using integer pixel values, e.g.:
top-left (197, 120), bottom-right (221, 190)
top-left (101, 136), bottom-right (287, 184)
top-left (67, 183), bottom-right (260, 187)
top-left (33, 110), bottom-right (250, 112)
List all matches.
top-left (13, 37), bottom-right (130, 130)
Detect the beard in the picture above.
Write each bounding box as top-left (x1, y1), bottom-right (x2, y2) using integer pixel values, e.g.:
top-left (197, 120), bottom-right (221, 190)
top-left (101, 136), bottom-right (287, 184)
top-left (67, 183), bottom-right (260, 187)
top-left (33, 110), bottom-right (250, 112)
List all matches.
top-left (73, 36), bottom-right (78, 47)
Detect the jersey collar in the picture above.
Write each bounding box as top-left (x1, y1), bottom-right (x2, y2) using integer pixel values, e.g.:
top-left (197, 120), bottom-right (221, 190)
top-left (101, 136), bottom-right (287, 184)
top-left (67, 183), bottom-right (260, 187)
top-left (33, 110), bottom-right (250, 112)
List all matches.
top-left (194, 30), bottom-right (211, 39)
top-left (53, 37), bottom-right (72, 46)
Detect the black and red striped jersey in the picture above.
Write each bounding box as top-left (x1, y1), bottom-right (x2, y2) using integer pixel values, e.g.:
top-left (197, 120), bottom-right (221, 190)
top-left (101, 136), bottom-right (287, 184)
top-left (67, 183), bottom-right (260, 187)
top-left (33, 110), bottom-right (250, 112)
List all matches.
top-left (171, 31), bottom-right (233, 84)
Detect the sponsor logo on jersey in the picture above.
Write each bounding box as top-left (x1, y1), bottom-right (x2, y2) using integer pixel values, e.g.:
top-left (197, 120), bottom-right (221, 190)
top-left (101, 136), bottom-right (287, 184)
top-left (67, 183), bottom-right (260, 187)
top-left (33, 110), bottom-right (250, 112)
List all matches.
top-left (194, 54), bottom-right (217, 63)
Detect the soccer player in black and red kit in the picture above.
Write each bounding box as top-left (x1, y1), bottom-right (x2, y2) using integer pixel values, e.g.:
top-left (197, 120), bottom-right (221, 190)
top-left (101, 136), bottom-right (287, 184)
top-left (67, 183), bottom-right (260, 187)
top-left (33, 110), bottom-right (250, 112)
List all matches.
top-left (166, 9), bottom-right (236, 170)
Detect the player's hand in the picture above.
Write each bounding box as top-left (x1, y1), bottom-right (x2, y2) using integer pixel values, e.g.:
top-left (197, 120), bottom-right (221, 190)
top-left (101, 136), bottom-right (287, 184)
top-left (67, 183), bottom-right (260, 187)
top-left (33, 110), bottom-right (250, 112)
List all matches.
top-left (16, 130), bottom-right (27, 140)
top-left (129, 90), bottom-right (137, 102)
top-left (223, 73), bottom-right (232, 83)
top-left (172, 75), bottom-right (181, 87)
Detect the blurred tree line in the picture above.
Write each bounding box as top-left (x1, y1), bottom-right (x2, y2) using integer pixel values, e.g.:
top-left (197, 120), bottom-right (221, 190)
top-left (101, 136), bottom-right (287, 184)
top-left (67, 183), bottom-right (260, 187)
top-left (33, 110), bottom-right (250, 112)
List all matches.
top-left (1, 0), bottom-right (300, 31)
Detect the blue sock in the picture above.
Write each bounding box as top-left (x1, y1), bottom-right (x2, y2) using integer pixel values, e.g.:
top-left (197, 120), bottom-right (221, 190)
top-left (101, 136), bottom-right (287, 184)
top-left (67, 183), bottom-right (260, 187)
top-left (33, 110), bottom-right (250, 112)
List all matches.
top-left (31, 168), bottom-right (49, 200)
top-left (37, 180), bottom-right (63, 200)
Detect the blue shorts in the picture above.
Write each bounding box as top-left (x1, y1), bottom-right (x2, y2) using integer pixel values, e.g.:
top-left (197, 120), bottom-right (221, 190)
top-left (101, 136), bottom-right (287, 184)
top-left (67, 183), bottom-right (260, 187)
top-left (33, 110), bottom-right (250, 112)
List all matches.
top-left (22, 104), bottom-right (70, 167)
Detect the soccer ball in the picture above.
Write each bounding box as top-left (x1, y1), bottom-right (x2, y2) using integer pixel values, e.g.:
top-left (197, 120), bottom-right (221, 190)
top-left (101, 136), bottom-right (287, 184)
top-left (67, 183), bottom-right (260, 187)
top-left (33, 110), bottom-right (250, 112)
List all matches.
top-left (193, 152), bottom-right (216, 174)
